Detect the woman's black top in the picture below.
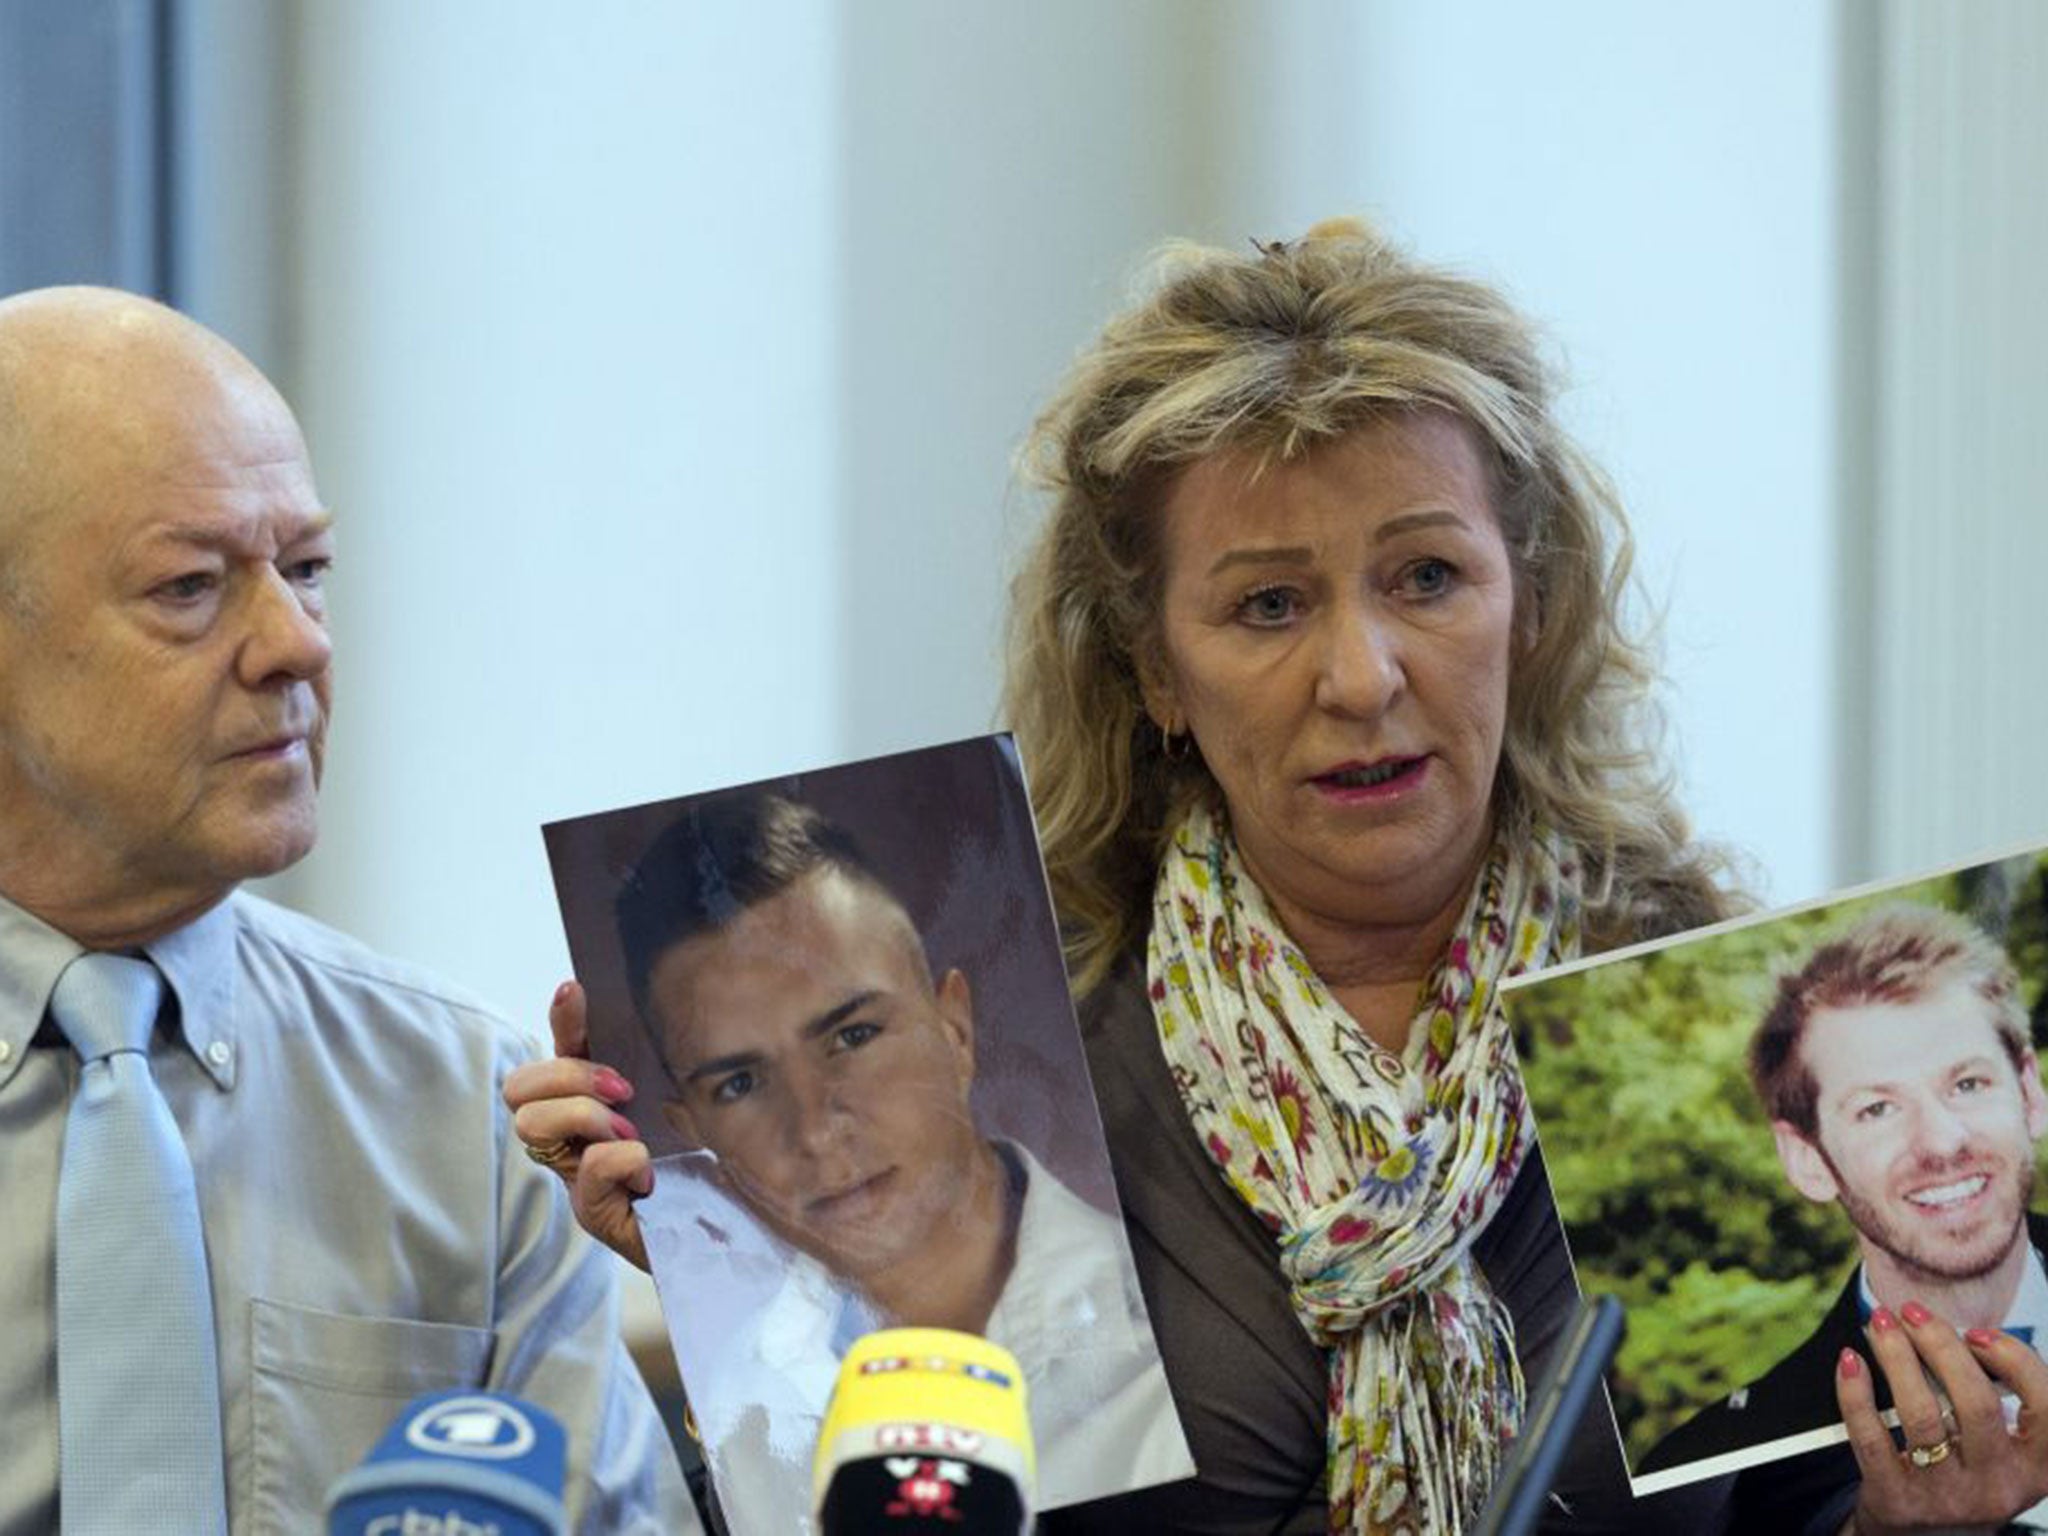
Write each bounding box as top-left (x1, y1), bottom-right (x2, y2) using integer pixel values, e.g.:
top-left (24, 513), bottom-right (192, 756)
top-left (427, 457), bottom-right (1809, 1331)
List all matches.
top-left (1037, 948), bottom-right (1736, 1535)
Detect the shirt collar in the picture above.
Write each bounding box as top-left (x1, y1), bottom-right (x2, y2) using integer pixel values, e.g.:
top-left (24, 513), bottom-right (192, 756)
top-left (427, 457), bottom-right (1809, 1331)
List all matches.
top-left (1856, 1240), bottom-right (2048, 1340)
top-left (2004, 1240), bottom-right (2048, 1341)
top-left (0, 888), bottom-right (80, 1090)
top-left (0, 885), bottom-right (239, 1092)
top-left (758, 1251), bottom-right (879, 1371)
top-left (145, 894), bottom-right (241, 1090)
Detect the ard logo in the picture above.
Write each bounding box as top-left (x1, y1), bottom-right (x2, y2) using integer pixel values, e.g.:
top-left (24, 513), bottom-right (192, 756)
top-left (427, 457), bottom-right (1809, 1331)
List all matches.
top-left (403, 1397), bottom-right (536, 1461)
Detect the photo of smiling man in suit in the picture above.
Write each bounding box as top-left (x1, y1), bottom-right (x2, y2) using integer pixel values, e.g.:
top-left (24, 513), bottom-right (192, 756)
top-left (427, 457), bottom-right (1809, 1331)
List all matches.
top-left (1644, 904), bottom-right (2048, 1526)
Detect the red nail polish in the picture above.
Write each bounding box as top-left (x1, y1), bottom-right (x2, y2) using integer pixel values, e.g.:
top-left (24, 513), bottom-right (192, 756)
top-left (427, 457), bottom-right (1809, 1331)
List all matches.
top-left (1871, 1308), bottom-right (1897, 1332)
top-left (1966, 1327), bottom-right (1999, 1348)
top-left (593, 1067), bottom-right (631, 1102)
top-left (1839, 1347), bottom-right (1862, 1378)
top-left (608, 1111), bottom-right (639, 1141)
top-left (1902, 1301), bottom-right (1933, 1327)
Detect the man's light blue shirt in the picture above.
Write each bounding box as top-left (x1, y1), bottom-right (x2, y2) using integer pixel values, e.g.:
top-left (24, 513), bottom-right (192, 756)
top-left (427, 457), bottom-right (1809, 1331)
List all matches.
top-left (0, 887), bottom-right (694, 1535)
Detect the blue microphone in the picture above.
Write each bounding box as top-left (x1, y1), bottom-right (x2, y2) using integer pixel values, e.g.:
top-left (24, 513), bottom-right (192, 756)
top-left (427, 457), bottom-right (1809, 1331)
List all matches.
top-left (326, 1390), bottom-right (568, 1536)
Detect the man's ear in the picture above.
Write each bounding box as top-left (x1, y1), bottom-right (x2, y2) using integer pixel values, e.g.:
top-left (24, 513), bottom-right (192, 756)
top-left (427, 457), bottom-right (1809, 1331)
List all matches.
top-left (2021, 1050), bottom-right (2048, 1143)
top-left (1773, 1121), bottom-right (1840, 1204)
top-left (936, 966), bottom-right (976, 1085)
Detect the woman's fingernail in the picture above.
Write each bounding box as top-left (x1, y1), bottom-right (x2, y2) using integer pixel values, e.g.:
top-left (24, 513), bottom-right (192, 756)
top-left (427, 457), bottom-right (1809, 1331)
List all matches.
top-left (1966, 1327), bottom-right (2000, 1348)
top-left (593, 1067), bottom-right (631, 1102)
top-left (1902, 1300), bottom-right (1933, 1327)
top-left (1839, 1347), bottom-right (1862, 1378)
top-left (608, 1111), bottom-right (639, 1141)
top-left (1871, 1308), bottom-right (1898, 1332)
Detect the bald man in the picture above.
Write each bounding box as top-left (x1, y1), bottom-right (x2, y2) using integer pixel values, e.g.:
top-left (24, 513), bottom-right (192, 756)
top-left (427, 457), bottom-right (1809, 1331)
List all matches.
top-left (0, 289), bottom-right (692, 1533)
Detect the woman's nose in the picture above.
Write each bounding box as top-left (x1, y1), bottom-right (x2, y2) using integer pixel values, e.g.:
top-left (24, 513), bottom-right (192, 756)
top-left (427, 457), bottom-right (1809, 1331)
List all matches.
top-left (1314, 603), bottom-right (1405, 720)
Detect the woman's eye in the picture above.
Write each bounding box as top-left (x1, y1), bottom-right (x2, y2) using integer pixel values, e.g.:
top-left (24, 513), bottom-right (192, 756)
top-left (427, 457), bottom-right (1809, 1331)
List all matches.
top-left (1236, 586), bottom-right (1301, 626)
top-left (709, 1070), bottom-right (757, 1105)
top-left (1852, 1099), bottom-right (1894, 1123)
top-left (1401, 558), bottom-right (1457, 598)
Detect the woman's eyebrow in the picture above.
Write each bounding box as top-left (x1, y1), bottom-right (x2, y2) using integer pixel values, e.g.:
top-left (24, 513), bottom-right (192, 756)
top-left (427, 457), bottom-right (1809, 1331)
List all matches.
top-left (1373, 509), bottom-right (1468, 543)
top-left (1203, 545), bottom-right (1314, 578)
top-left (1199, 510), bottom-right (1474, 579)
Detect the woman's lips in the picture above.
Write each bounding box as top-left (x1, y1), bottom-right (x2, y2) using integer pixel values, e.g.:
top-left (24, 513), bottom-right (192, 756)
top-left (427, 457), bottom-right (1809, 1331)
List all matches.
top-left (1310, 755), bottom-right (1429, 803)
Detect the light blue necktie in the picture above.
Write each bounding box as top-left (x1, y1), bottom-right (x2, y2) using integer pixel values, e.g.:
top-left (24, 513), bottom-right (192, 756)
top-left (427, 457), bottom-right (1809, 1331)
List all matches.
top-left (52, 952), bottom-right (228, 1534)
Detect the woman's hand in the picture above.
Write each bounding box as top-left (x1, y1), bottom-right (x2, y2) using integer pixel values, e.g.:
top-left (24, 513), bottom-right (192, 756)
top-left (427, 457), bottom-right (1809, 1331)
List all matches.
top-left (504, 980), bottom-right (654, 1272)
top-left (1836, 1301), bottom-right (2048, 1534)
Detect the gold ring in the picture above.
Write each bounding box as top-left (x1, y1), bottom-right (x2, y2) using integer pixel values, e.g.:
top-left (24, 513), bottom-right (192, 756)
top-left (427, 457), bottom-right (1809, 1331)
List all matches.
top-left (523, 1137), bottom-right (576, 1170)
top-left (1901, 1436), bottom-right (1955, 1469)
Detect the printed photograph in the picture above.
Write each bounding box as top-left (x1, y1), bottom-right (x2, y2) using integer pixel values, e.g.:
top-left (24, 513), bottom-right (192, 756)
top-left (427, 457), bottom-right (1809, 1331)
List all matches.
top-left (1505, 843), bottom-right (2048, 1497)
top-left (543, 735), bottom-right (1192, 1535)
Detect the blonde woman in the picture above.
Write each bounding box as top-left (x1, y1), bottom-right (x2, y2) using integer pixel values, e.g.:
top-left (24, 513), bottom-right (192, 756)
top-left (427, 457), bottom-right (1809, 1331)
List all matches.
top-left (1005, 219), bottom-right (1737, 1534)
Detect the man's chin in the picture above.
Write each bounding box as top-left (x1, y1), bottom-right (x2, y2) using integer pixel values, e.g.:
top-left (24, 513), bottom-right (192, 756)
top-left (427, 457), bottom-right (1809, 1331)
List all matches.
top-left (217, 806), bottom-right (321, 883)
top-left (1878, 1206), bottom-right (2029, 1284)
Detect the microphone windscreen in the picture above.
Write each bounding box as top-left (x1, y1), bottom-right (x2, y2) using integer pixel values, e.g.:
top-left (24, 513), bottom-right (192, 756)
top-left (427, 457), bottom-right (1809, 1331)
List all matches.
top-left (812, 1328), bottom-right (1034, 1536)
top-left (326, 1390), bottom-right (568, 1536)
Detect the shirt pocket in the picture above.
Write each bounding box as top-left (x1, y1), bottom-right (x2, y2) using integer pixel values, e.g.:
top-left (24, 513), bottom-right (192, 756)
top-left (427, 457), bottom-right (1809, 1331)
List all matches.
top-left (247, 1296), bottom-right (495, 1535)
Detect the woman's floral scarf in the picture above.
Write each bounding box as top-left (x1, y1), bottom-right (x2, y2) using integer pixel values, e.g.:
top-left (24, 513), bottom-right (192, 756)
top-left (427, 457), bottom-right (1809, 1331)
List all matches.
top-left (1146, 801), bottom-right (1581, 1534)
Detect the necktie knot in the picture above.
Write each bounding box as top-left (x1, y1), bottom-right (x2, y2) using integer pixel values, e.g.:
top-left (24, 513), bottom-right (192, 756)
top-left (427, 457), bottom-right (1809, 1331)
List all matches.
top-left (50, 952), bottom-right (164, 1063)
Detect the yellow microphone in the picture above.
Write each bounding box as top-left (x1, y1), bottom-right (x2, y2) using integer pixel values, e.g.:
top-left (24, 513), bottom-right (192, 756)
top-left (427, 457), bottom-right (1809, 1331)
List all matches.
top-left (811, 1328), bottom-right (1034, 1535)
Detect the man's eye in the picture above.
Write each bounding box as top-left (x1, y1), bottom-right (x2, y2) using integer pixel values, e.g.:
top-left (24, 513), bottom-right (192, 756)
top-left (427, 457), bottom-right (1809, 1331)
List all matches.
top-left (155, 572), bottom-right (220, 603)
top-left (832, 1021), bottom-right (881, 1052)
top-left (284, 556), bottom-right (332, 588)
top-left (709, 1070), bottom-right (757, 1105)
top-left (1956, 1074), bottom-right (1992, 1095)
top-left (1401, 558), bottom-right (1457, 598)
top-left (1236, 586), bottom-right (1302, 626)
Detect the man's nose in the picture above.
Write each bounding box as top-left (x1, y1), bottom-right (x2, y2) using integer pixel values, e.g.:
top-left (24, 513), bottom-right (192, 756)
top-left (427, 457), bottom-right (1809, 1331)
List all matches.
top-left (1313, 600), bottom-right (1405, 720)
top-left (1910, 1098), bottom-right (1973, 1159)
top-left (783, 1068), bottom-right (851, 1155)
top-left (237, 568), bottom-right (333, 688)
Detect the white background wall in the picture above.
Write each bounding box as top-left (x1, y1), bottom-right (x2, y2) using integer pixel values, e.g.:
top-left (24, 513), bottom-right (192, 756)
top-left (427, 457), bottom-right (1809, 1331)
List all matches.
top-left (1862, 1), bottom-right (2048, 877)
top-left (166, 1), bottom-right (2046, 1032)
top-left (1339, 4), bottom-right (1842, 902)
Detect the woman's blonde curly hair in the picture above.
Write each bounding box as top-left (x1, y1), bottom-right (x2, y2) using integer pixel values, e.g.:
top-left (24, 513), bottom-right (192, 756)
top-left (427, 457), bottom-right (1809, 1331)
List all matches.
top-left (1005, 218), bottom-right (1741, 995)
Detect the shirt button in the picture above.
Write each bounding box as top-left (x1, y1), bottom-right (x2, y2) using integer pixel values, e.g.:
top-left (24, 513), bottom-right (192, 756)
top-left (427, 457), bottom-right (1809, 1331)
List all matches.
top-left (206, 1041), bottom-right (232, 1068)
